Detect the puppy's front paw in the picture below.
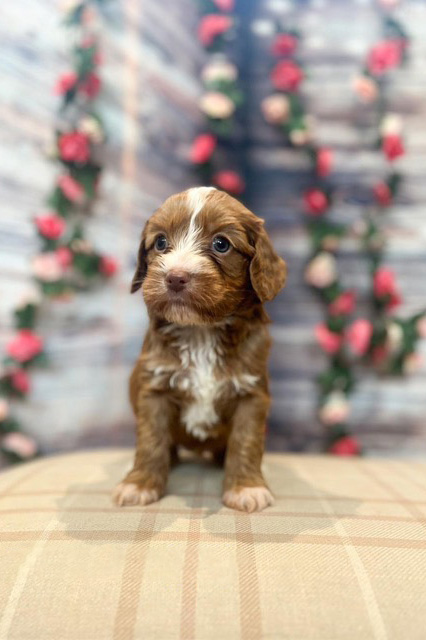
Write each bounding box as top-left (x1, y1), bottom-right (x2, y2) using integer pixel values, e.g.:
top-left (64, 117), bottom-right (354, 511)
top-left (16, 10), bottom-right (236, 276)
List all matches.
top-left (112, 482), bottom-right (160, 507)
top-left (223, 486), bottom-right (274, 513)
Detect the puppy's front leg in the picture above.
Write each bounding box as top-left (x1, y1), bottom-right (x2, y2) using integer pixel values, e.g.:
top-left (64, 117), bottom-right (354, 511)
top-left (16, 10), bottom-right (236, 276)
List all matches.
top-left (113, 393), bottom-right (174, 507)
top-left (223, 393), bottom-right (274, 513)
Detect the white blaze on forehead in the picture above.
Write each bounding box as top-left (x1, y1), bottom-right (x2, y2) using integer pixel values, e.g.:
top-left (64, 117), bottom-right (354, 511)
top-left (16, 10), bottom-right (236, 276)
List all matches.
top-left (161, 186), bottom-right (216, 274)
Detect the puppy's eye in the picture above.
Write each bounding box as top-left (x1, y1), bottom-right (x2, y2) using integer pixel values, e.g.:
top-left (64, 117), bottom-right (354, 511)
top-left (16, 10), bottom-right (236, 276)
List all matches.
top-left (154, 235), bottom-right (167, 252)
top-left (212, 235), bottom-right (230, 254)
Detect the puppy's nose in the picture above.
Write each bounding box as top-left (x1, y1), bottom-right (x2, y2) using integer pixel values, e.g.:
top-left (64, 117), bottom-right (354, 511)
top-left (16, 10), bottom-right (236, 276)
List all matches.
top-left (166, 270), bottom-right (190, 292)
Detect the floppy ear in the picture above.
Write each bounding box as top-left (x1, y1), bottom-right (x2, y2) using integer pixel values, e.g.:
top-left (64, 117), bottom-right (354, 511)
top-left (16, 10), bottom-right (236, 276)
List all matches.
top-left (130, 224), bottom-right (148, 294)
top-left (249, 222), bottom-right (287, 302)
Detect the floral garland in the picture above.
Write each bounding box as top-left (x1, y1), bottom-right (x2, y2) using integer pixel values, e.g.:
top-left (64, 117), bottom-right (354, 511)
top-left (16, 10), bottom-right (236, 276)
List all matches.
top-left (259, 15), bottom-right (363, 455)
top-left (190, 0), bottom-right (245, 196)
top-left (352, 0), bottom-right (426, 377)
top-left (0, 0), bottom-right (117, 463)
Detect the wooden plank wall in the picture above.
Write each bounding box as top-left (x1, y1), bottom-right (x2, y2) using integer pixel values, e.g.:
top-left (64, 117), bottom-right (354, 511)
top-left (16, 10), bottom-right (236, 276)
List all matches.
top-left (0, 0), bottom-right (425, 457)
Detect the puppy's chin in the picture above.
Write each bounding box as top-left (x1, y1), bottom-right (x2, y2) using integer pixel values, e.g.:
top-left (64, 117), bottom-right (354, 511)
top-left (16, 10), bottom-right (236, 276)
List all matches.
top-left (162, 304), bottom-right (207, 326)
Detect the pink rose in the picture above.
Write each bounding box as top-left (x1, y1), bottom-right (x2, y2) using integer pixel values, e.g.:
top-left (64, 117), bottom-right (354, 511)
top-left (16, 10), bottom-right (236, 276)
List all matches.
top-left (213, 170), bottom-right (245, 195)
top-left (1, 432), bottom-right (37, 459)
top-left (190, 134), bottom-right (217, 164)
top-left (80, 72), bottom-right (101, 99)
top-left (59, 132), bottom-right (91, 164)
top-left (416, 316), bottom-right (426, 339)
top-left (58, 175), bottom-right (85, 203)
top-left (353, 75), bottom-right (378, 103)
top-left (271, 60), bottom-right (303, 92)
top-left (212, 0), bottom-right (234, 11)
top-left (346, 319), bottom-right (373, 355)
top-left (329, 291), bottom-right (356, 316)
top-left (10, 369), bottom-right (31, 394)
top-left (100, 256), bottom-right (118, 276)
top-left (197, 14), bottom-right (233, 47)
top-left (54, 71), bottom-right (77, 95)
top-left (329, 435), bottom-right (360, 456)
top-left (303, 189), bottom-right (328, 215)
top-left (404, 352), bottom-right (423, 374)
top-left (316, 148), bottom-right (333, 177)
top-left (35, 214), bottom-right (66, 240)
top-left (6, 330), bottom-right (44, 363)
top-left (271, 33), bottom-right (298, 57)
top-left (367, 40), bottom-right (402, 75)
top-left (382, 134), bottom-right (404, 162)
top-left (373, 182), bottom-right (392, 206)
top-left (55, 247), bottom-right (73, 269)
top-left (315, 325), bottom-right (343, 354)
top-left (373, 268), bottom-right (402, 309)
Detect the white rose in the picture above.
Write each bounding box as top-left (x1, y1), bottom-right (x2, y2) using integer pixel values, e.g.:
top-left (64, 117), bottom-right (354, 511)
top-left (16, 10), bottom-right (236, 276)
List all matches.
top-left (201, 60), bottom-right (238, 84)
top-left (305, 252), bottom-right (337, 288)
top-left (404, 353), bottom-right (423, 374)
top-left (319, 392), bottom-right (350, 425)
top-left (386, 321), bottom-right (403, 353)
top-left (380, 113), bottom-right (403, 136)
top-left (199, 92), bottom-right (235, 119)
top-left (32, 253), bottom-right (63, 282)
top-left (261, 94), bottom-right (290, 125)
top-left (79, 116), bottom-right (104, 143)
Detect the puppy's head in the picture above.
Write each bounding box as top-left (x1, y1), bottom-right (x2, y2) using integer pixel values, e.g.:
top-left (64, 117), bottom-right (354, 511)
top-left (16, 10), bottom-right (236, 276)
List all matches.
top-left (131, 187), bottom-right (286, 325)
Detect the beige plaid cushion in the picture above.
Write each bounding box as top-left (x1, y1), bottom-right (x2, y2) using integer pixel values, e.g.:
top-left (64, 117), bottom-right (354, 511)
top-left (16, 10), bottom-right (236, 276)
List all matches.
top-left (0, 449), bottom-right (425, 639)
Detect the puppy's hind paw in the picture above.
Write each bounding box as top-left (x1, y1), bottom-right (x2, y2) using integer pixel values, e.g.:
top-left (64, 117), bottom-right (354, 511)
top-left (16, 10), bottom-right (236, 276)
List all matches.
top-left (223, 486), bottom-right (274, 513)
top-left (112, 482), bottom-right (160, 507)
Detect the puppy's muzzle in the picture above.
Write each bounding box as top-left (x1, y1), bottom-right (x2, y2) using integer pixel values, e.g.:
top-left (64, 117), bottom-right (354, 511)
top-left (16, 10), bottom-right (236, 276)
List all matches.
top-left (166, 270), bottom-right (191, 293)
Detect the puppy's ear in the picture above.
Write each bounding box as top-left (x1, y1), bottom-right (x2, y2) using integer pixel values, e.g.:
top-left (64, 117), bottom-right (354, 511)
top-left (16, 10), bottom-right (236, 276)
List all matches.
top-left (249, 221), bottom-right (287, 302)
top-left (130, 224), bottom-right (148, 294)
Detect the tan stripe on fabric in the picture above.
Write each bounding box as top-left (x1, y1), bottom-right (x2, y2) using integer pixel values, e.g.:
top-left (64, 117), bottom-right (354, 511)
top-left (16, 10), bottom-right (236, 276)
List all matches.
top-left (0, 507), bottom-right (422, 524)
top-left (235, 514), bottom-right (263, 640)
top-left (179, 474), bottom-right (204, 639)
top-left (1, 530), bottom-right (426, 550)
top-left (295, 461), bottom-right (388, 640)
top-left (112, 511), bottom-right (158, 640)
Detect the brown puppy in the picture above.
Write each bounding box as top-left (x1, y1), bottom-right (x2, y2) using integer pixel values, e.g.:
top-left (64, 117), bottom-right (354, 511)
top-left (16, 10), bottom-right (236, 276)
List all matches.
top-left (113, 187), bottom-right (286, 512)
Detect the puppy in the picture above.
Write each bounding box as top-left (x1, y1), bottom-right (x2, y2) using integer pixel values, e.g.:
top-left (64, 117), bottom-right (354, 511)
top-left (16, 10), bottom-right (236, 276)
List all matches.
top-left (113, 187), bottom-right (286, 512)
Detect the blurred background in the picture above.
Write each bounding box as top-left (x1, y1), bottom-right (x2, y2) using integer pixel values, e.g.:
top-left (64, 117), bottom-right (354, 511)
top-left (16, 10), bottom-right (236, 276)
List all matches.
top-left (0, 0), bottom-right (425, 465)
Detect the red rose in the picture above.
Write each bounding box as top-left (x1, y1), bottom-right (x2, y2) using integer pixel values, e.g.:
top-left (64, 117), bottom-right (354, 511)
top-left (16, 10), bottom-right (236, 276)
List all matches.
top-left (329, 436), bottom-right (360, 456)
top-left (373, 182), bottom-right (392, 206)
top-left (271, 60), bottom-right (303, 92)
top-left (6, 330), bottom-right (44, 363)
top-left (100, 256), bottom-right (118, 276)
top-left (213, 170), bottom-right (245, 195)
top-left (303, 189), bottom-right (328, 215)
top-left (212, 0), bottom-right (234, 11)
top-left (316, 148), bottom-right (333, 177)
top-left (371, 346), bottom-right (388, 366)
top-left (346, 319), bottom-right (373, 356)
top-left (80, 72), bottom-right (101, 99)
top-left (197, 14), bottom-right (233, 47)
top-left (58, 132), bottom-right (91, 164)
top-left (54, 71), bottom-right (77, 95)
top-left (373, 267), bottom-right (402, 309)
top-left (190, 134), bottom-right (217, 164)
top-left (55, 247), bottom-right (73, 268)
top-left (382, 134), bottom-right (404, 162)
top-left (315, 325), bottom-right (342, 354)
top-left (58, 175), bottom-right (85, 203)
top-left (10, 369), bottom-right (31, 394)
top-left (35, 214), bottom-right (66, 240)
top-left (271, 33), bottom-right (298, 57)
top-left (367, 40), bottom-right (402, 75)
top-left (329, 291), bottom-right (356, 316)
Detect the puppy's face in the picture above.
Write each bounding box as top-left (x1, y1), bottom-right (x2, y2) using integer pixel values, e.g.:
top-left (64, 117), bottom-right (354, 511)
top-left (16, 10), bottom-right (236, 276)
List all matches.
top-left (131, 187), bottom-right (286, 325)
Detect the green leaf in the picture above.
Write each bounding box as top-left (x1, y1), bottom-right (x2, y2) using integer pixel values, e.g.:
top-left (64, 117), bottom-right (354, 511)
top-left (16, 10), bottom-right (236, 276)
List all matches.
top-left (14, 303), bottom-right (38, 330)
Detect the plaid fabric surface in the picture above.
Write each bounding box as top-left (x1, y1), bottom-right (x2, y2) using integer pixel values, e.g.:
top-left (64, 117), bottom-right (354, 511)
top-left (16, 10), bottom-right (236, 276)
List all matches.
top-left (0, 449), bottom-right (425, 639)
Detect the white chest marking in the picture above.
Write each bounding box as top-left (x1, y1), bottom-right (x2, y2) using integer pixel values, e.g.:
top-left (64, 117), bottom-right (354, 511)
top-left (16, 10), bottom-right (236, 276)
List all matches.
top-left (174, 328), bottom-right (221, 441)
